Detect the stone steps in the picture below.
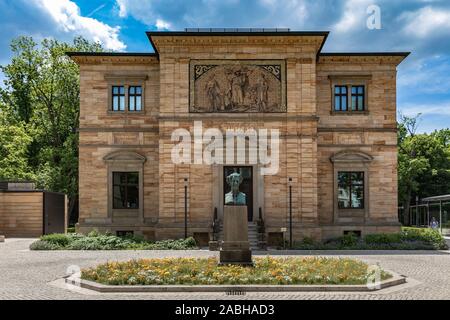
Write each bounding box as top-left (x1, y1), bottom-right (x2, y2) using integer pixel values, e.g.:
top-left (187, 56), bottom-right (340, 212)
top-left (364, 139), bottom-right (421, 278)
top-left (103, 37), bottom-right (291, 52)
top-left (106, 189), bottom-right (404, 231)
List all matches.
top-left (218, 222), bottom-right (261, 250)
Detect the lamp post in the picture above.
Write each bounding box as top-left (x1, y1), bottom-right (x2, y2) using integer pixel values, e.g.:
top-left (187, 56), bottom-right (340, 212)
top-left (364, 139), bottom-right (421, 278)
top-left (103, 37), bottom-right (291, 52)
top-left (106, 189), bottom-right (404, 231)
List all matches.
top-left (288, 177), bottom-right (292, 248)
top-left (184, 178), bottom-right (188, 239)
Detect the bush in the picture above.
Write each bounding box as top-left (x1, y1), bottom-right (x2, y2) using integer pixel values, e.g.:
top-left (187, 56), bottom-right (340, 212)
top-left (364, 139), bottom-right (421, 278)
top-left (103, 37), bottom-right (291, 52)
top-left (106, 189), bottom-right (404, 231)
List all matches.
top-left (29, 240), bottom-right (61, 250)
top-left (40, 234), bottom-right (70, 247)
top-left (341, 233), bottom-right (359, 247)
top-left (291, 228), bottom-right (448, 251)
top-left (401, 227), bottom-right (448, 250)
top-left (364, 233), bottom-right (402, 245)
top-left (30, 233), bottom-right (198, 250)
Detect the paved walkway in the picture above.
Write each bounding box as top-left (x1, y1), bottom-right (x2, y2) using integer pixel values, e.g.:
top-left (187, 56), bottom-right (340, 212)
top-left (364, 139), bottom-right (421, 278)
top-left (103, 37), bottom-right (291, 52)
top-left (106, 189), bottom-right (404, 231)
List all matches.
top-left (1, 238), bottom-right (449, 300)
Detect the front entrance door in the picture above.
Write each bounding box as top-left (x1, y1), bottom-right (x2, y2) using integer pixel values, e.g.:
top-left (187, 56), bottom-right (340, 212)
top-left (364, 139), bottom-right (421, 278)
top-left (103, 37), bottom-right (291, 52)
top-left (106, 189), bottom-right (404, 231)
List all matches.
top-left (223, 166), bottom-right (253, 221)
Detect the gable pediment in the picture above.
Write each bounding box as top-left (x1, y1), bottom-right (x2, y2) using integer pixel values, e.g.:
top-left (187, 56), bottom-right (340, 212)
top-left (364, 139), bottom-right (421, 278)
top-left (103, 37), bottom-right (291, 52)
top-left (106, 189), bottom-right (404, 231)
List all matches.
top-left (330, 150), bottom-right (373, 163)
top-left (103, 151), bottom-right (146, 163)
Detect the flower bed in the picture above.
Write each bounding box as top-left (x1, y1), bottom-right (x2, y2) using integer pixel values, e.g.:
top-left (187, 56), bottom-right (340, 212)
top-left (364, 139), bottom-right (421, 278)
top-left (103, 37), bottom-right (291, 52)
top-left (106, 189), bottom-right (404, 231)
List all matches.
top-left (81, 257), bottom-right (391, 286)
top-left (29, 232), bottom-right (197, 250)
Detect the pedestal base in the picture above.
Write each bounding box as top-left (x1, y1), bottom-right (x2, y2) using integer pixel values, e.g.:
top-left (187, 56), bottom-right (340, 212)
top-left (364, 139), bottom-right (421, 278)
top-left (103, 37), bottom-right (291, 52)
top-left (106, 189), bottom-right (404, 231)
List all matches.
top-left (219, 205), bottom-right (253, 266)
top-left (219, 249), bottom-right (253, 266)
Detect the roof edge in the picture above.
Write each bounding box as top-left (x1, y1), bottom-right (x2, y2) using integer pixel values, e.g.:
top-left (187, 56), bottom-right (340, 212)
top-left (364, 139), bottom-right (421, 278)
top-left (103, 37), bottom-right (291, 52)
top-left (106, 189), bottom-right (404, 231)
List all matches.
top-left (146, 30), bottom-right (330, 37)
top-left (66, 52), bottom-right (157, 57)
top-left (319, 52), bottom-right (411, 57)
top-left (146, 30), bottom-right (330, 58)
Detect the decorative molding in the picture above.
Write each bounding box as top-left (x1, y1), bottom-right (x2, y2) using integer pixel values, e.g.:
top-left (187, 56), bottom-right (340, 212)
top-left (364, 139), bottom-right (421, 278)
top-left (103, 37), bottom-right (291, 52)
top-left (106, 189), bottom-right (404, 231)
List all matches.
top-left (157, 114), bottom-right (318, 121)
top-left (328, 74), bottom-right (372, 80)
top-left (330, 150), bottom-right (374, 163)
top-left (78, 127), bottom-right (158, 133)
top-left (104, 73), bottom-right (148, 81)
top-left (318, 127), bottom-right (397, 133)
top-left (103, 151), bottom-right (147, 163)
top-left (71, 56), bottom-right (158, 65)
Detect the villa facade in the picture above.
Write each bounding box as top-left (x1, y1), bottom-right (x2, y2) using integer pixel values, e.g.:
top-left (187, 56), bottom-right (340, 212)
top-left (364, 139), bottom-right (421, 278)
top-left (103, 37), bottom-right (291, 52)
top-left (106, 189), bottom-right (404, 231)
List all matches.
top-left (69, 29), bottom-right (409, 245)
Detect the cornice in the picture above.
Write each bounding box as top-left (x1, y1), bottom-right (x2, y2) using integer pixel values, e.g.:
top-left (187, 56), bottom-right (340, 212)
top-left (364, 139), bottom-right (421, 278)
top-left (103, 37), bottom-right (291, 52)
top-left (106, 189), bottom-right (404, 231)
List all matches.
top-left (69, 55), bottom-right (159, 65)
top-left (318, 54), bottom-right (409, 65)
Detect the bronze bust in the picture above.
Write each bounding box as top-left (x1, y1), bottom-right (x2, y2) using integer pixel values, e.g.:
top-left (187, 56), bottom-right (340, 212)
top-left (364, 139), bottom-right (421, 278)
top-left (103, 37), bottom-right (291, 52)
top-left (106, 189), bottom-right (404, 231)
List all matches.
top-left (224, 172), bottom-right (246, 205)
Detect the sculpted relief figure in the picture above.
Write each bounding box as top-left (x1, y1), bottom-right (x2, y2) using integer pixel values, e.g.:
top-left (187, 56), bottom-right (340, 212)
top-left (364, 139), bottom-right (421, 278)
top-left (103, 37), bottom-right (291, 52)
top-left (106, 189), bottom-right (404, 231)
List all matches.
top-left (256, 74), bottom-right (269, 112)
top-left (192, 62), bottom-right (285, 113)
top-left (224, 172), bottom-right (246, 205)
top-left (205, 77), bottom-right (223, 112)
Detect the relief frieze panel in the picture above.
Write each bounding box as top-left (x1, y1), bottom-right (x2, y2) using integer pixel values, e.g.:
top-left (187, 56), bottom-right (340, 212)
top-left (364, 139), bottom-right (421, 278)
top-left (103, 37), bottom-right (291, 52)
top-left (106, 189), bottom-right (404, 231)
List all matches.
top-left (189, 60), bottom-right (286, 113)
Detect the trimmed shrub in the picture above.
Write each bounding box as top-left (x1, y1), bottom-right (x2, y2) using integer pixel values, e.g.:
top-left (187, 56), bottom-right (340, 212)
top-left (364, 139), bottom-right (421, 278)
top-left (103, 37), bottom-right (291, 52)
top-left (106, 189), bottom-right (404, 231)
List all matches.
top-left (30, 233), bottom-right (197, 250)
top-left (364, 233), bottom-right (402, 245)
top-left (29, 240), bottom-right (61, 250)
top-left (40, 234), bottom-right (70, 247)
top-left (401, 227), bottom-right (448, 249)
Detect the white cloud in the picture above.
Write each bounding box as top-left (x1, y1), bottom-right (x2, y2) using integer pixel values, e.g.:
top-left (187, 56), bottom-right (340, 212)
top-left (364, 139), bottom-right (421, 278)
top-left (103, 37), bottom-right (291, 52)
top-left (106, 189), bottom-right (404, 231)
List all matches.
top-left (400, 101), bottom-right (450, 117)
top-left (333, 0), bottom-right (373, 33)
top-left (116, 0), bottom-right (127, 18)
top-left (399, 6), bottom-right (450, 38)
top-left (155, 19), bottom-right (171, 30)
top-left (35, 0), bottom-right (126, 51)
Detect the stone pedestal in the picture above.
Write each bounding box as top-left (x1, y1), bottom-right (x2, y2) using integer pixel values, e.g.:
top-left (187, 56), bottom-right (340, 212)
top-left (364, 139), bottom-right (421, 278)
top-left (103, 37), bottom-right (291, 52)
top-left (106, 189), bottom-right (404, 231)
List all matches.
top-left (219, 205), bottom-right (253, 265)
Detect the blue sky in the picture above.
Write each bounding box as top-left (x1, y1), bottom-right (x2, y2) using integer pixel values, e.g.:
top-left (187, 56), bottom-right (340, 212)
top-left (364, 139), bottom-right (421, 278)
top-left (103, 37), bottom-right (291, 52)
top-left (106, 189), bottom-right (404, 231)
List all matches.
top-left (0, 0), bottom-right (449, 133)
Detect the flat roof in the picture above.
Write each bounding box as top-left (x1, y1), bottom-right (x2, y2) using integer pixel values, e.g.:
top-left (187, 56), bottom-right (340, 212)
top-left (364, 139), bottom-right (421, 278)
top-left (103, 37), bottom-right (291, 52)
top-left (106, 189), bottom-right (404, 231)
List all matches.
top-left (422, 195), bottom-right (450, 202)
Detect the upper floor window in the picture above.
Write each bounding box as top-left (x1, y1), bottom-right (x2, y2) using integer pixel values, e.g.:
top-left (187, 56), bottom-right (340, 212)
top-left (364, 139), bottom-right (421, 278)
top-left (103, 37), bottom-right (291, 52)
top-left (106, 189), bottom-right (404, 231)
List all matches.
top-left (334, 85), bottom-right (348, 111)
top-left (112, 86), bottom-right (125, 111)
top-left (334, 85), bottom-right (366, 112)
top-left (338, 171), bottom-right (364, 209)
top-left (329, 74), bottom-right (371, 114)
top-left (128, 86), bottom-right (142, 112)
top-left (351, 85), bottom-right (365, 111)
top-left (105, 74), bottom-right (148, 114)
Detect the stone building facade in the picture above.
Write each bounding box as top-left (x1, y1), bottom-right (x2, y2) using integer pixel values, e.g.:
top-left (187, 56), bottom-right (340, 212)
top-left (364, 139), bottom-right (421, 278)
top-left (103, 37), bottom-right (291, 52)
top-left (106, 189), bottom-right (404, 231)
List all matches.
top-left (69, 30), bottom-right (409, 244)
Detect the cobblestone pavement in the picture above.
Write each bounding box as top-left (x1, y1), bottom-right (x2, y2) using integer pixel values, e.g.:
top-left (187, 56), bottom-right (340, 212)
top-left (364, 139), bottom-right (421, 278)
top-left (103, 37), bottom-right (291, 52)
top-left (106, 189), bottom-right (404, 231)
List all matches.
top-left (1, 238), bottom-right (449, 300)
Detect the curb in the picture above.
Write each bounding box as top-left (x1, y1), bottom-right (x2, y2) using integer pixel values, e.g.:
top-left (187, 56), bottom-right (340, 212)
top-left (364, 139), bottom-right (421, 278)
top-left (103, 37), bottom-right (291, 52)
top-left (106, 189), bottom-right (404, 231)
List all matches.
top-left (65, 270), bottom-right (406, 293)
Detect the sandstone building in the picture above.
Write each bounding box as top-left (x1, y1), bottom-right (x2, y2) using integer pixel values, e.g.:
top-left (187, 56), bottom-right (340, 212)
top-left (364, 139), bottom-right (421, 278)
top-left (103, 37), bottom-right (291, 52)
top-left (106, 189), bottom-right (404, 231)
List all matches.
top-left (68, 29), bottom-right (409, 245)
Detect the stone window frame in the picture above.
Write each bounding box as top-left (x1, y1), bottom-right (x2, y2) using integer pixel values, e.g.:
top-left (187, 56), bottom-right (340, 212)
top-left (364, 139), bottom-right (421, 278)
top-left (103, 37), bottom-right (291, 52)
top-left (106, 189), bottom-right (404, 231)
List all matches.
top-left (328, 74), bottom-right (372, 115)
top-left (330, 150), bottom-right (373, 223)
top-left (103, 151), bottom-right (146, 223)
top-left (104, 73), bottom-right (148, 114)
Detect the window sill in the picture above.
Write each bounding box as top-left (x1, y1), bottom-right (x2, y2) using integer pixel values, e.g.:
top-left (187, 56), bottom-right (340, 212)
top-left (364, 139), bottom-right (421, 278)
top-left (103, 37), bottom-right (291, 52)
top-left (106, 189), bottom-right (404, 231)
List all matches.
top-left (330, 111), bottom-right (369, 116)
top-left (337, 209), bottom-right (365, 217)
top-left (107, 110), bottom-right (145, 115)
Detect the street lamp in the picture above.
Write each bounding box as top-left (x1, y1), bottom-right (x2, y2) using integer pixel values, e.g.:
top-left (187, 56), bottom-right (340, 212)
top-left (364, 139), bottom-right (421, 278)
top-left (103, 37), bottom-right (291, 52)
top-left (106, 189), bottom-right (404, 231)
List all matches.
top-left (184, 178), bottom-right (188, 239)
top-left (288, 177), bottom-right (292, 248)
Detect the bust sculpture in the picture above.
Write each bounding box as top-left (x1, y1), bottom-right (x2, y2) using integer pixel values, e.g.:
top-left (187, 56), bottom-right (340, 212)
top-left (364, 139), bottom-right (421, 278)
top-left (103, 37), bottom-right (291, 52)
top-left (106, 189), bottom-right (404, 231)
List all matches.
top-left (224, 172), bottom-right (246, 205)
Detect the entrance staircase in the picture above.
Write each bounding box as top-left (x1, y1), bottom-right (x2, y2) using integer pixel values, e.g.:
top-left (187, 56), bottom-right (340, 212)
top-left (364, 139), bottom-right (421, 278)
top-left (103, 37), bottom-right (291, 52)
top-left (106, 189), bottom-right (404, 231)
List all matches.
top-left (217, 221), bottom-right (262, 250)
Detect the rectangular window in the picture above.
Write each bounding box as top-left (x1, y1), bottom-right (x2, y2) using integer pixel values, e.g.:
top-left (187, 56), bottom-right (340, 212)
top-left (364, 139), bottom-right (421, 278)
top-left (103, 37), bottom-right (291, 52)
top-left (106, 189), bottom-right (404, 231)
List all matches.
top-left (338, 172), bottom-right (364, 209)
top-left (334, 85), bottom-right (348, 111)
top-left (128, 86), bottom-right (142, 112)
top-left (112, 86), bottom-right (125, 111)
top-left (112, 172), bottom-right (139, 209)
top-left (351, 85), bottom-right (365, 111)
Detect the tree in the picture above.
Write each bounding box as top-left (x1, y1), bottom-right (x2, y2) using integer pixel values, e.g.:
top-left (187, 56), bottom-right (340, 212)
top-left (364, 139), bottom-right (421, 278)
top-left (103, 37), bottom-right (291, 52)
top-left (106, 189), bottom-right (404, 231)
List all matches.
top-left (0, 36), bottom-right (105, 224)
top-left (0, 108), bottom-right (34, 181)
top-left (398, 114), bottom-right (450, 225)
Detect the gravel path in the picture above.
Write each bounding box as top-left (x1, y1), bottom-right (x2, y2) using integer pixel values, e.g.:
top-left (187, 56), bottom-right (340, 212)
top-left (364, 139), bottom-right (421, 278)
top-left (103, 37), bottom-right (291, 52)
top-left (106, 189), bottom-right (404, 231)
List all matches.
top-left (1, 238), bottom-right (449, 300)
